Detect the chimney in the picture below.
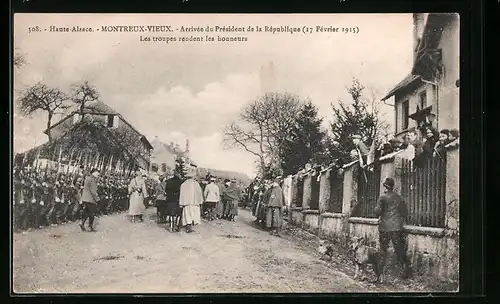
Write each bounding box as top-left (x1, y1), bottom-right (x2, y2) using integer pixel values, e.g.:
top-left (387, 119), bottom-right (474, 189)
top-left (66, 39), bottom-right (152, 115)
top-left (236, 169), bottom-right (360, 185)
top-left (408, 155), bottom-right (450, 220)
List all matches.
top-left (413, 13), bottom-right (425, 63)
top-left (185, 139), bottom-right (190, 152)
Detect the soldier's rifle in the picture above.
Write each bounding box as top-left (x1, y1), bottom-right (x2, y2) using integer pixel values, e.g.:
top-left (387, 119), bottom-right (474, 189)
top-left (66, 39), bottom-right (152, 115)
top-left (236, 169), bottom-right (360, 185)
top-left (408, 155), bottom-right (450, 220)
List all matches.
top-left (66, 148), bottom-right (75, 175)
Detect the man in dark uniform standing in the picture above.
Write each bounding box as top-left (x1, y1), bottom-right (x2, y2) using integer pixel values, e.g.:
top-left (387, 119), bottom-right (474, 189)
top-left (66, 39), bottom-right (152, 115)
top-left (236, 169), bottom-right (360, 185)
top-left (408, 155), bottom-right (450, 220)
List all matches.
top-left (375, 177), bottom-right (412, 279)
top-left (164, 171), bottom-right (183, 232)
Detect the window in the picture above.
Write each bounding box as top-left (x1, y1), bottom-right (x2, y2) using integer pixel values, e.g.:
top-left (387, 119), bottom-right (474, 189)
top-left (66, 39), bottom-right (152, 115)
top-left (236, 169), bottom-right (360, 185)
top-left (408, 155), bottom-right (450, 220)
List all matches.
top-left (72, 113), bottom-right (80, 124)
top-left (107, 115), bottom-right (114, 128)
top-left (402, 100), bottom-right (409, 130)
top-left (419, 91), bottom-right (427, 109)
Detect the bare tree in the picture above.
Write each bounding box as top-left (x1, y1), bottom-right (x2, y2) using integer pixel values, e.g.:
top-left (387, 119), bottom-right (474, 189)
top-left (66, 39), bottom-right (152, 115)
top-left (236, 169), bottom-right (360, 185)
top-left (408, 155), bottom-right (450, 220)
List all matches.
top-left (18, 83), bottom-right (70, 142)
top-left (224, 121), bottom-right (266, 174)
top-left (223, 92), bottom-right (303, 175)
top-left (70, 81), bottom-right (100, 119)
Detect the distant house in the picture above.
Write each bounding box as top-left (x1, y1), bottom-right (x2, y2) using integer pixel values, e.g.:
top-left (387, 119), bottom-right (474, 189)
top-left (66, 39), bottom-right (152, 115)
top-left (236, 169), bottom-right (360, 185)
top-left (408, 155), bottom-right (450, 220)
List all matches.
top-left (382, 13), bottom-right (459, 139)
top-left (42, 100), bottom-right (153, 171)
top-left (149, 137), bottom-right (193, 173)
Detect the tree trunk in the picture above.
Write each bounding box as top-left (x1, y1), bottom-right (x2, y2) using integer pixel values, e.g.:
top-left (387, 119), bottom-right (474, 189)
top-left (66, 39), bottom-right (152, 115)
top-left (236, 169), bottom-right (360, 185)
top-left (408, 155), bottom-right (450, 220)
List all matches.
top-left (46, 113), bottom-right (53, 143)
top-left (259, 157), bottom-right (266, 177)
top-left (79, 104), bottom-right (85, 120)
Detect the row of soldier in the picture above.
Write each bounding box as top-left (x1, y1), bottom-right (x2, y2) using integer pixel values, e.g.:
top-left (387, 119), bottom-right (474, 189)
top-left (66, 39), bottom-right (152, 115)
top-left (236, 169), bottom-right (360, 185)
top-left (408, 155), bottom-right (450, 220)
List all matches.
top-left (13, 165), bottom-right (131, 232)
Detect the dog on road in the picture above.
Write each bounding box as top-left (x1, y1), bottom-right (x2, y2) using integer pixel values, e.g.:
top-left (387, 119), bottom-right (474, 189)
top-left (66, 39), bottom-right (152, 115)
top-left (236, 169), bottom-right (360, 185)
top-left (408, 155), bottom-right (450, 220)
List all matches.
top-left (318, 239), bottom-right (334, 261)
top-left (350, 236), bottom-right (384, 283)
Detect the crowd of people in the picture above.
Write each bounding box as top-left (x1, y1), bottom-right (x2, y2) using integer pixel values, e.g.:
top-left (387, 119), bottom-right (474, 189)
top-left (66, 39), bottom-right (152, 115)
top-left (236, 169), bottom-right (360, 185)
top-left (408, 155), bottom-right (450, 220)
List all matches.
top-left (130, 164), bottom-right (248, 233)
top-left (245, 175), bottom-right (286, 236)
top-left (371, 126), bottom-right (459, 166)
top-left (12, 157), bottom-right (255, 235)
top-left (13, 165), bottom-right (130, 233)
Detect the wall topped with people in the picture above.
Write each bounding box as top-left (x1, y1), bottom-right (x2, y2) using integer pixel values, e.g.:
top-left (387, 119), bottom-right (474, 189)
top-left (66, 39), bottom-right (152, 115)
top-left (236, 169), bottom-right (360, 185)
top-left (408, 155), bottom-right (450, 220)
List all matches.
top-left (286, 141), bottom-right (459, 283)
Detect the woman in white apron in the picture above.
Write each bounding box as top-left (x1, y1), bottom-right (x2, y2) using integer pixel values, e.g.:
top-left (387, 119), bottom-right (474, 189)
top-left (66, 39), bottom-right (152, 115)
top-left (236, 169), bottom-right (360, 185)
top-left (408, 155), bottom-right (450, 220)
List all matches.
top-left (128, 170), bottom-right (148, 222)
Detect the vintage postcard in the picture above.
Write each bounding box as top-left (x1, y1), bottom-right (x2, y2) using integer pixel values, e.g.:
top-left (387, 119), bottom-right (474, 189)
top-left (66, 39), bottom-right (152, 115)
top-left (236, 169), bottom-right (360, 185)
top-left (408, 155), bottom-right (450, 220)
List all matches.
top-left (12, 13), bottom-right (459, 293)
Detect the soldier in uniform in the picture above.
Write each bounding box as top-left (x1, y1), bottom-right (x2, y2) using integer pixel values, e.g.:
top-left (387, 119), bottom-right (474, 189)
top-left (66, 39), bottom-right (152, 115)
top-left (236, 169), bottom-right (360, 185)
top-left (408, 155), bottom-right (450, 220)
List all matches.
top-left (15, 170), bottom-right (31, 231)
top-left (116, 179), bottom-right (125, 212)
top-left (71, 175), bottom-right (85, 222)
top-left (36, 175), bottom-right (51, 228)
top-left (62, 175), bottom-right (76, 223)
top-left (13, 168), bottom-right (23, 232)
top-left (46, 171), bottom-right (60, 226)
top-left (52, 175), bottom-right (65, 225)
top-left (96, 176), bottom-right (106, 216)
top-left (27, 173), bottom-right (40, 230)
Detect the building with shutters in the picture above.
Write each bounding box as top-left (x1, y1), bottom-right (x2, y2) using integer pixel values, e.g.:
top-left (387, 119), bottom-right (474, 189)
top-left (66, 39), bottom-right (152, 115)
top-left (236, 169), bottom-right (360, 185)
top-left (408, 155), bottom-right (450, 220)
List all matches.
top-left (381, 13), bottom-right (459, 139)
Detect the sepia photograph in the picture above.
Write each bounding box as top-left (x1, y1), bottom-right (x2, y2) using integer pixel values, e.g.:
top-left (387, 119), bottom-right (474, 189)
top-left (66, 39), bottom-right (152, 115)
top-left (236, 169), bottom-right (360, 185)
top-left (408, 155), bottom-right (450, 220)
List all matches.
top-left (12, 13), bottom-right (459, 293)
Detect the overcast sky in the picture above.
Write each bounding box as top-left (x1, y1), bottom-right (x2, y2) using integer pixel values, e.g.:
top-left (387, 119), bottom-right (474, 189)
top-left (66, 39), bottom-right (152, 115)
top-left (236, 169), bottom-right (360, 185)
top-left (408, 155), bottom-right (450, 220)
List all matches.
top-left (13, 14), bottom-right (413, 177)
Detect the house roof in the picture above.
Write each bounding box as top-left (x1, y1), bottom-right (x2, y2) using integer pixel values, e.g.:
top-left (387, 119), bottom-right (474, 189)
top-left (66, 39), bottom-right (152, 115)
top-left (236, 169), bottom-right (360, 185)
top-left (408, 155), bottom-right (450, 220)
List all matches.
top-left (381, 14), bottom-right (456, 101)
top-left (381, 74), bottom-right (422, 101)
top-left (84, 100), bottom-right (120, 115)
top-left (412, 13), bottom-right (452, 70)
top-left (44, 101), bottom-right (153, 150)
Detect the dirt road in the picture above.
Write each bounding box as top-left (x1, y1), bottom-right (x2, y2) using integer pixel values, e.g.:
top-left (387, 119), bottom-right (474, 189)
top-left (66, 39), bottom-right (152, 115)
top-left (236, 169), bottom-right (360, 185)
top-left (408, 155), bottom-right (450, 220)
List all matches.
top-left (13, 207), bottom-right (381, 293)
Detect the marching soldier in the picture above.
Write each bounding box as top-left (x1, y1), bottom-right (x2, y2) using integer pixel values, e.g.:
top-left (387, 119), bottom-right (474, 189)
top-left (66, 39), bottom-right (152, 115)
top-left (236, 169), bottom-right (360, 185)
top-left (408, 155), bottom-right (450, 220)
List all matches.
top-left (31, 175), bottom-right (48, 228)
top-left (15, 171), bottom-right (29, 231)
top-left (60, 176), bottom-right (74, 223)
top-left (13, 168), bottom-right (23, 232)
top-left (71, 176), bottom-right (85, 222)
top-left (107, 178), bottom-right (116, 214)
top-left (47, 172), bottom-right (62, 226)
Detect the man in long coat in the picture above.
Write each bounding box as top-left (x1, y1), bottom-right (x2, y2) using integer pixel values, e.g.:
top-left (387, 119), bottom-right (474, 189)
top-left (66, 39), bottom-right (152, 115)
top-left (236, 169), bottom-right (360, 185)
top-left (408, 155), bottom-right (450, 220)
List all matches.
top-left (266, 176), bottom-right (285, 236)
top-left (179, 166), bottom-right (203, 233)
top-left (375, 177), bottom-right (412, 279)
top-left (165, 170), bottom-right (183, 232)
top-left (128, 170), bottom-right (148, 223)
top-left (80, 168), bottom-right (100, 232)
top-left (222, 178), bottom-right (241, 221)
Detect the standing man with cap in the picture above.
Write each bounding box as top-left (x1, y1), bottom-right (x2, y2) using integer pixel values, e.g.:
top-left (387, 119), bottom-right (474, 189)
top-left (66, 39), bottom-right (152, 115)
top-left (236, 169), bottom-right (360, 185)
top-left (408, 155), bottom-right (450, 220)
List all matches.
top-left (266, 176), bottom-right (285, 236)
top-left (79, 168), bottom-right (100, 232)
top-left (203, 176), bottom-right (220, 221)
top-left (375, 177), bottom-right (412, 280)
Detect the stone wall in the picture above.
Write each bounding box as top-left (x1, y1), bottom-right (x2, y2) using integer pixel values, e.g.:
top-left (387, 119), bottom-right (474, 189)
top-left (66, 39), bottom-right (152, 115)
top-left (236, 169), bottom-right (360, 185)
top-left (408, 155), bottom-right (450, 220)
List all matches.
top-left (290, 208), bottom-right (304, 226)
top-left (286, 147), bottom-right (459, 283)
top-left (302, 210), bottom-right (320, 235)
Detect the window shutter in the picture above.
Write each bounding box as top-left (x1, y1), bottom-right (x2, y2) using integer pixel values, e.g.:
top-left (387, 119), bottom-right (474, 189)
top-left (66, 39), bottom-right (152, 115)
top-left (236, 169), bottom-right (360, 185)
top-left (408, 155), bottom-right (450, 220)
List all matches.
top-left (107, 115), bottom-right (114, 128)
top-left (114, 116), bottom-right (120, 128)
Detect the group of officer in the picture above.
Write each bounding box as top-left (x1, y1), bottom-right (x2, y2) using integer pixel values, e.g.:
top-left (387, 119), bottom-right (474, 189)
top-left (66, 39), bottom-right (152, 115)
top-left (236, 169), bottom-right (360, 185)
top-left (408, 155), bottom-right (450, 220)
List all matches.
top-left (12, 165), bottom-right (131, 232)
